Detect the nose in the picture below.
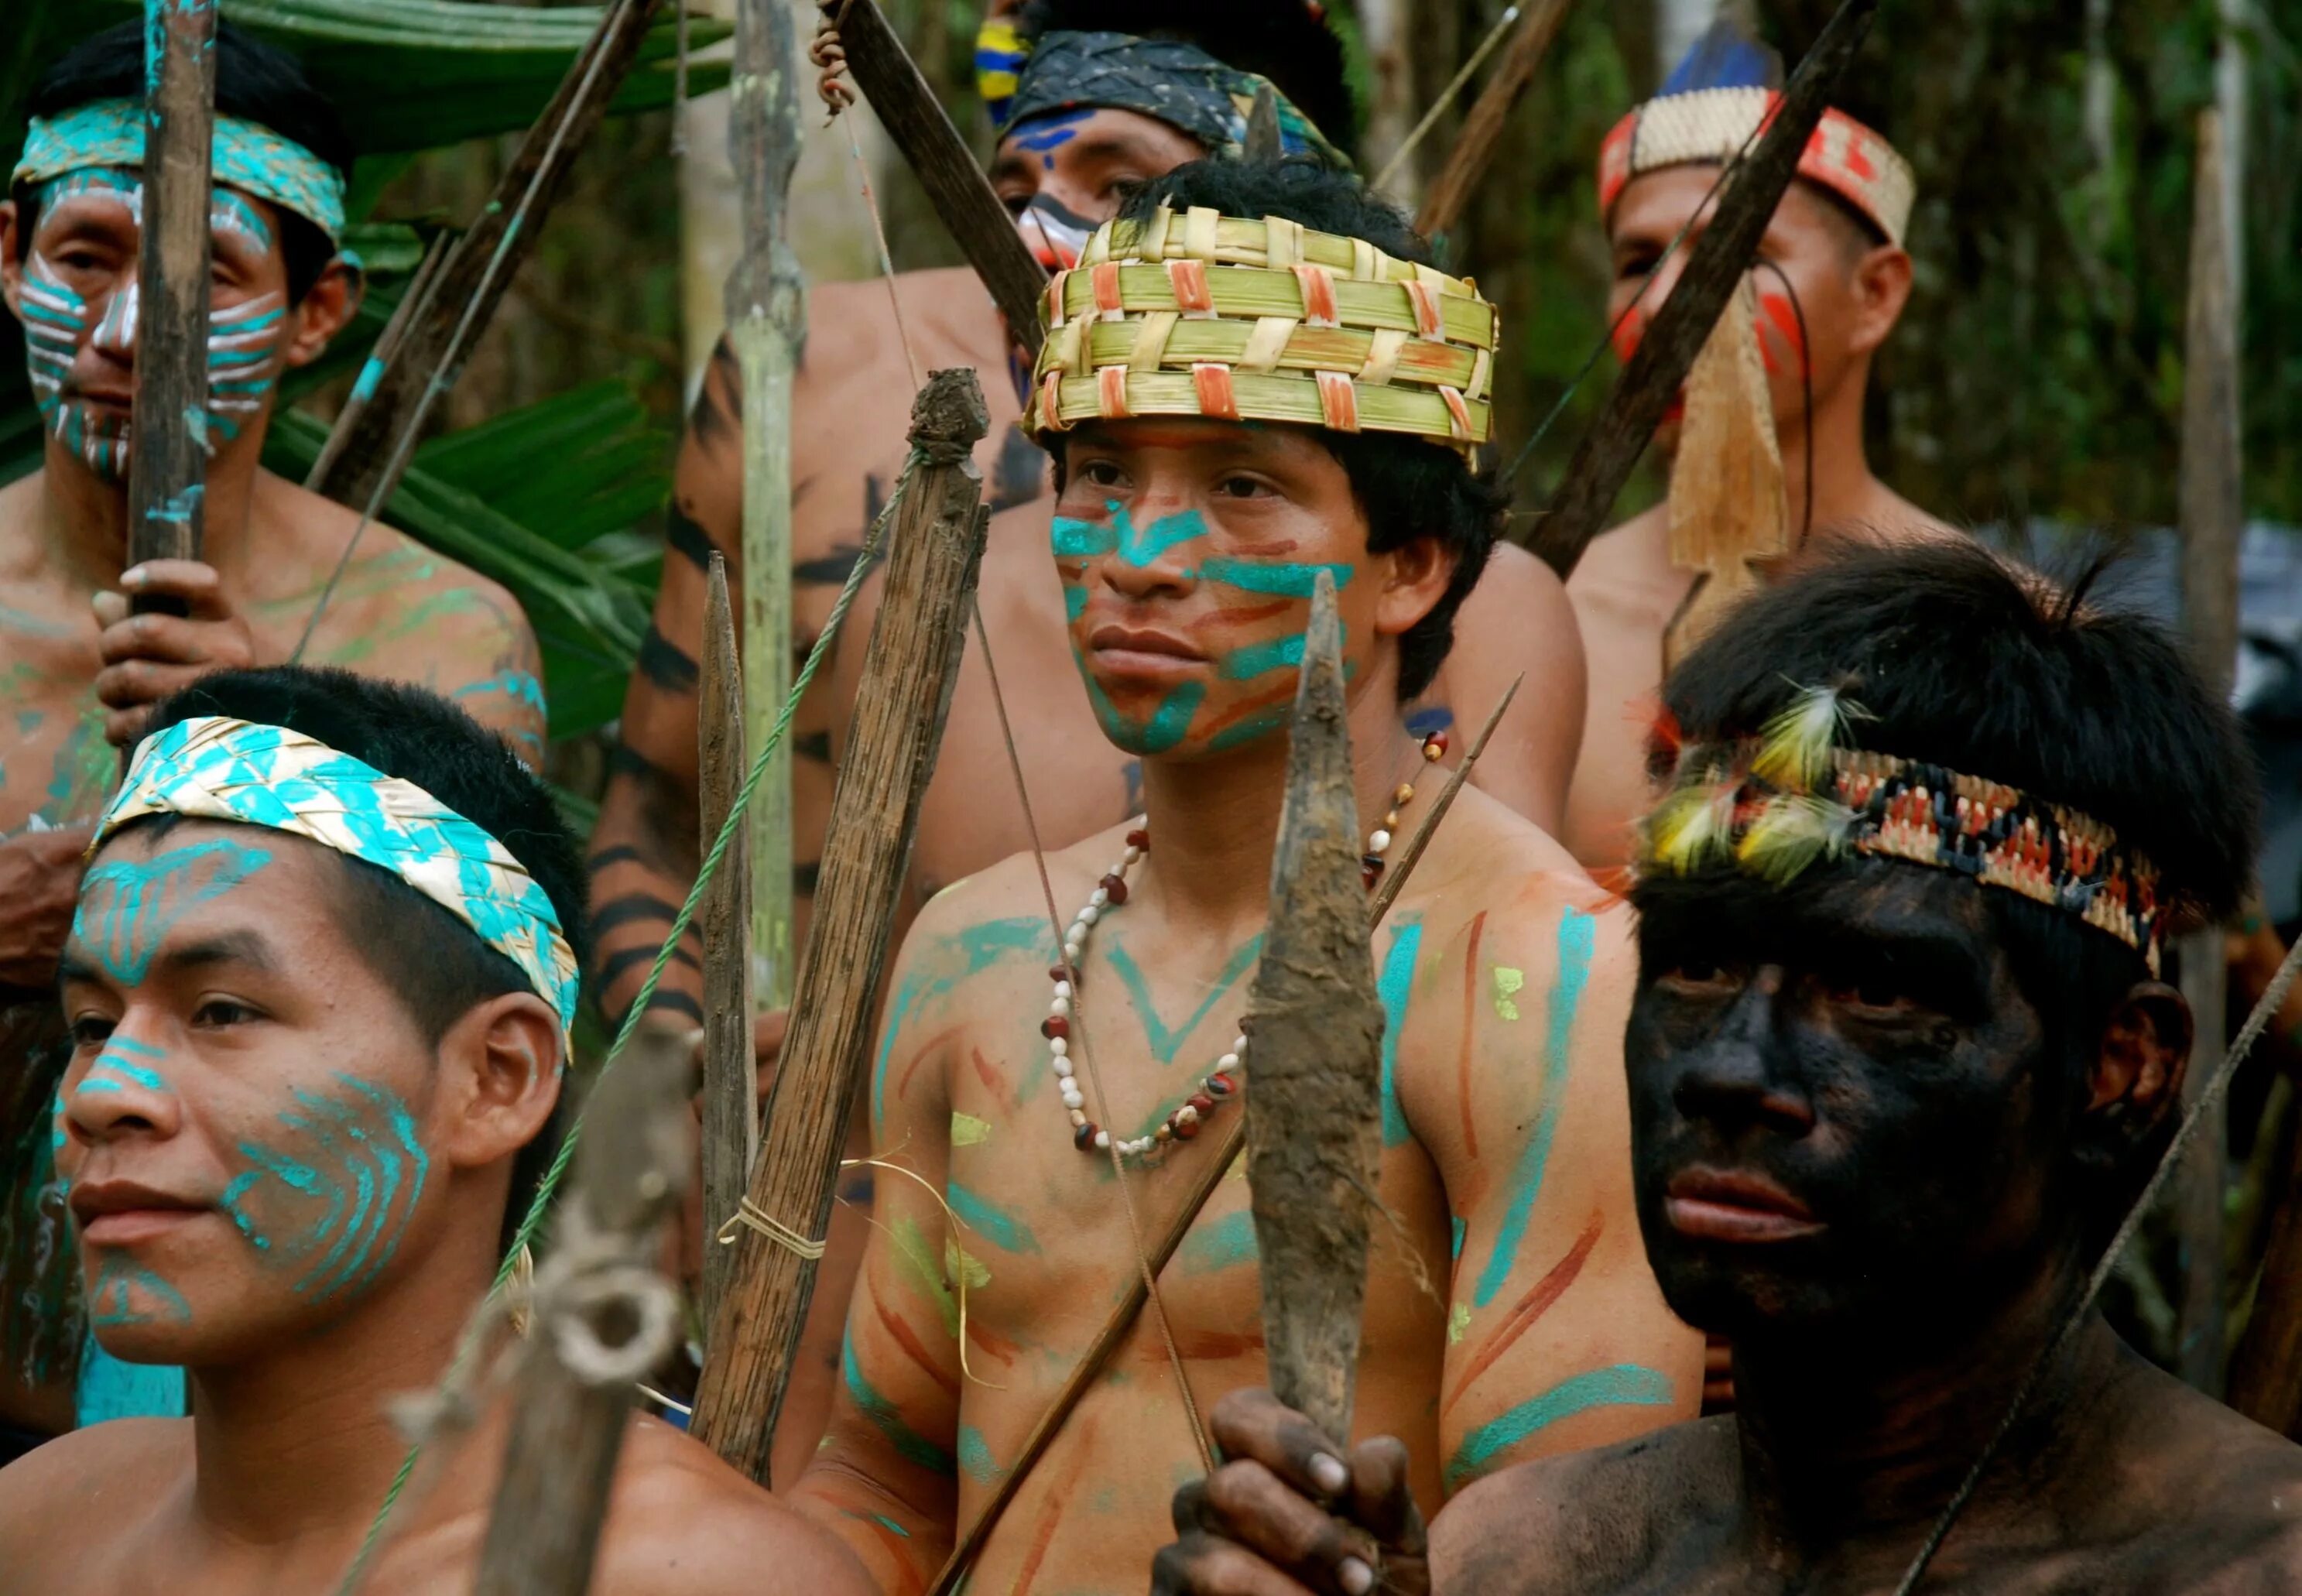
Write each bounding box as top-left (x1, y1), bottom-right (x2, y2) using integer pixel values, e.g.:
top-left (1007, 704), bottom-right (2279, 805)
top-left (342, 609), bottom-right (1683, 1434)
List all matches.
top-left (1668, 973), bottom-right (1816, 1140)
top-left (63, 1036), bottom-right (180, 1144)
top-left (91, 274), bottom-right (140, 359)
top-left (1098, 507), bottom-right (1205, 602)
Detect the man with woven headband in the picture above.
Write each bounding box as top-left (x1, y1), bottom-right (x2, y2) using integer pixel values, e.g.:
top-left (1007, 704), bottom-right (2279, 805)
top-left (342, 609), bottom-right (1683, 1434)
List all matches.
top-left (1155, 540), bottom-right (2302, 1595)
top-left (0, 21), bottom-right (545, 1459)
top-left (786, 156), bottom-right (1695, 1594)
top-left (0, 663), bottom-right (871, 1594)
top-left (1561, 21), bottom-right (1958, 877)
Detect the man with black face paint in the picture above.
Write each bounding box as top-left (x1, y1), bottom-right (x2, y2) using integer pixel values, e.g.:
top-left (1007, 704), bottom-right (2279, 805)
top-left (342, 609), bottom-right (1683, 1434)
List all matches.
top-left (1150, 540), bottom-right (2302, 1596)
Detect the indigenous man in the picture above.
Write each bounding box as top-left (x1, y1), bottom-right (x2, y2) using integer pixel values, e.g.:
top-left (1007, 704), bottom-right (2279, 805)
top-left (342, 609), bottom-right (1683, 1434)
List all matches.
top-left (1561, 29), bottom-right (1955, 873)
top-left (1154, 541), bottom-right (2302, 1596)
top-left (789, 159), bottom-right (1697, 1594)
top-left (0, 23), bottom-right (543, 1458)
top-left (0, 665), bottom-right (867, 1595)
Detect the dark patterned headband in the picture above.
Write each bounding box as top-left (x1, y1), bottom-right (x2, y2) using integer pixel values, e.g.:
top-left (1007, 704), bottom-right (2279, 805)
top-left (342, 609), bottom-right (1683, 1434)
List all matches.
top-left (1639, 687), bottom-right (2167, 975)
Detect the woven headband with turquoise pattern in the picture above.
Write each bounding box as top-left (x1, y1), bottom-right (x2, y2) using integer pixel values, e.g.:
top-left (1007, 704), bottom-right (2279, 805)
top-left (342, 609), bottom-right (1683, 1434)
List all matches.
top-left (97, 716), bottom-right (580, 1053)
top-left (15, 98), bottom-right (347, 242)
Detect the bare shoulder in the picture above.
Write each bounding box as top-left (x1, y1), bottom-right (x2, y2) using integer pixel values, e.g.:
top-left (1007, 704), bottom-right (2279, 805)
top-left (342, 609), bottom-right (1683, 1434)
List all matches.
top-left (1564, 505), bottom-right (1674, 610)
top-left (1399, 783), bottom-right (1597, 920)
top-left (1431, 1416), bottom-right (1733, 1594)
top-left (0, 1418), bottom-right (187, 1581)
top-left (595, 1416), bottom-right (872, 1596)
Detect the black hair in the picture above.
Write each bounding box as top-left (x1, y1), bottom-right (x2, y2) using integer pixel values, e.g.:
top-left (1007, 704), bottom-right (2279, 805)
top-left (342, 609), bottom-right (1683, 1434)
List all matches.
top-left (133, 666), bottom-right (587, 1253)
top-left (1044, 157), bottom-right (1504, 700)
top-left (15, 20), bottom-right (351, 303)
top-left (1018, 0), bottom-right (1360, 159)
top-left (1632, 540), bottom-right (2260, 1224)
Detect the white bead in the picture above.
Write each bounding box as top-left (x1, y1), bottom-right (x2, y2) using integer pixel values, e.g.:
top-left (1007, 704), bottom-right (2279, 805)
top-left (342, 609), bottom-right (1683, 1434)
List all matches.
top-left (1054, 980), bottom-right (1072, 999)
top-left (1217, 1053), bottom-right (1239, 1071)
top-left (1061, 1089), bottom-right (1084, 1110)
top-left (1124, 846), bottom-right (1142, 864)
top-left (1050, 995), bottom-right (1070, 1016)
top-left (1080, 905), bottom-right (1099, 926)
top-left (1091, 888), bottom-right (1109, 907)
top-left (1053, 1058), bottom-right (1073, 1079)
top-left (1050, 1036), bottom-right (1068, 1057)
top-left (1234, 1034), bottom-right (1249, 1054)
top-left (1064, 940), bottom-right (1084, 961)
top-left (1176, 1105), bottom-right (1199, 1125)
top-left (1094, 1130), bottom-right (1112, 1149)
top-left (1369, 828), bottom-right (1392, 852)
top-left (1069, 1108), bottom-right (1088, 1126)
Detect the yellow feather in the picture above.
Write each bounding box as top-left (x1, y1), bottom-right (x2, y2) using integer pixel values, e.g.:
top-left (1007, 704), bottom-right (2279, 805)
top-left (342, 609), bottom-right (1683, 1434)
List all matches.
top-left (1735, 793), bottom-right (1856, 884)
top-left (1643, 779), bottom-right (1738, 875)
top-left (1749, 683), bottom-right (1870, 791)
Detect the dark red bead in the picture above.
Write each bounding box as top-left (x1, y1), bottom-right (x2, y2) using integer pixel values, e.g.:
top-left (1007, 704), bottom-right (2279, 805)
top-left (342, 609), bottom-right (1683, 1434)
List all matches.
top-left (1362, 858), bottom-right (1383, 889)
top-left (1173, 1115), bottom-right (1201, 1140)
top-left (1074, 1122), bottom-right (1098, 1150)
top-left (1125, 827), bottom-right (1150, 851)
top-left (1206, 1072), bottom-right (1235, 1097)
top-left (1426, 730), bottom-right (1450, 757)
top-left (1101, 872), bottom-right (1129, 905)
top-left (1048, 963), bottom-right (1078, 985)
top-left (1042, 1015), bottom-right (1070, 1039)
top-left (1187, 1093), bottom-right (1214, 1116)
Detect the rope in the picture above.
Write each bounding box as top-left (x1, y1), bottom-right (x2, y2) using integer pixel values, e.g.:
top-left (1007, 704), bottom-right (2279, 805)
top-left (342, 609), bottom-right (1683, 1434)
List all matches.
top-left (717, 1196), bottom-right (828, 1259)
top-left (331, 457), bottom-right (907, 1596)
top-left (1891, 932), bottom-right (2302, 1594)
top-left (1370, 5), bottom-right (1523, 194)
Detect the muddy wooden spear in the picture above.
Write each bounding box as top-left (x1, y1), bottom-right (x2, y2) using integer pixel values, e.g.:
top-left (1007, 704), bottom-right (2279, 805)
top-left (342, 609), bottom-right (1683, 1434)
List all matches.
top-left (1242, 572), bottom-right (1387, 1445)
top-left (1530, 0), bottom-right (1877, 580)
top-left (126, 0), bottom-right (219, 603)
top-left (690, 369), bottom-right (992, 1481)
top-left (471, 1027), bottom-right (692, 1596)
top-left (698, 553), bottom-right (756, 1333)
top-left (816, 0), bottom-right (1047, 356)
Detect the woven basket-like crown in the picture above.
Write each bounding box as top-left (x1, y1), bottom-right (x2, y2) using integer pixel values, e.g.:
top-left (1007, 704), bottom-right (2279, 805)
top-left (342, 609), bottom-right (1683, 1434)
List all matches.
top-left (1025, 205), bottom-right (1499, 455)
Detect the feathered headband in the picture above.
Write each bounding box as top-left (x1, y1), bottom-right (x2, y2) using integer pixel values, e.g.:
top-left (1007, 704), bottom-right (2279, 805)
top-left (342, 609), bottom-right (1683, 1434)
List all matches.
top-left (1639, 686), bottom-right (2168, 976)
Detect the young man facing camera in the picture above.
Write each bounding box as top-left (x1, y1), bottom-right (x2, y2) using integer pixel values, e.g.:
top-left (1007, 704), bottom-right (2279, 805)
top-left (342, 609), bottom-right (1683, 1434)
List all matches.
top-left (0, 666), bottom-right (865, 1595)
top-left (1156, 542), bottom-right (2302, 1596)
top-left (1561, 33), bottom-right (1956, 872)
top-left (790, 159), bottom-right (1696, 1594)
top-left (0, 22), bottom-right (541, 1456)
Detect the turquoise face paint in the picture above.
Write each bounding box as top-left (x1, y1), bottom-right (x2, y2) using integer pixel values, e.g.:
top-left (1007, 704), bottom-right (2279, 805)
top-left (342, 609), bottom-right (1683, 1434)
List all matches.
top-left (1082, 674), bottom-right (1206, 756)
top-left (1376, 923), bottom-right (1423, 1149)
top-left (1178, 1208), bottom-right (1258, 1274)
top-left (1196, 558), bottom-right (1355, 597)
top-left (946, 1182), bottom-right (1039, 1254)
top-left (79, 1037), bottom-right (169, 1096)
top-left (1105, 933), bottom-right (1263, 1064)
top-left (1050, 503), bottom-right (1213, 567)
top-left (1471, 909), bottom-right (1596, 1309)
top-left (218, 1073), bottom-right (429, 1300)
top-left (842, 1328), bottom-right (957, 1474)
top-left (73, 838), bottom-right (273, 986)
top-left (87, 1252), bottom-right (190, 1328)
top-left (1441, 1364), bottom-right (1673, 1490)
top-left (74, 1321), bottom-right (186, 1424)
top-left (1218, 633), bottom-right (1306, 682)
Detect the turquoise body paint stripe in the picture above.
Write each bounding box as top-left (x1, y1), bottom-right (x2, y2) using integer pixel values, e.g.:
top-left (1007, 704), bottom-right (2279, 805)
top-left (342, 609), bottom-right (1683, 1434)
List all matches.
top-left (1451, 1214), bottom-right (1467, 1261)
top-left (871, 1514), bottom-right (913, 1538)
top-left (74, 1323), bottom-right (185, 1426)
top-left (1442, 1365), bottom-right (1673, 1490)
top-left (1050, 516), bottom-right (1112, 558)
top-left (1084, 676), bottom-right (1206, 755)
top-left (947, 1182), bottom-right (1038, 1253)
top-left (1179, 1209), bottom-right (1258, 1273)
top-left (1376, 923), bottom-right (1423, 1148)
top-left (1206, 706), bottom-right (1294, 752)
top-left (1219, 634), bottom-right (1306, 681)
top-left (1196, 558), bottom-right (1354, 596)
top-left (957, 1423), bottom-right (1003, 1482)
top-left (1471, 909), bottom-right (1595, 1308)
top-left (871, 918), bottom-right (1049, 1132)
top-left (1105, 933), bottom-right (1262, 1063)
top-left (843, 1331), bottom-right (957, 1474)
top-left (1050, 505), bottom-right (1211, 567)
top-left (1064, 586), bottom-right (1088, 620)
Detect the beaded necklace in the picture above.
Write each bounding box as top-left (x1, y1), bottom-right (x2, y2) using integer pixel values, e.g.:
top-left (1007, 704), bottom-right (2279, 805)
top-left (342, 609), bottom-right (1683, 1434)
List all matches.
top-left (1047, 728), bottom-right (1451, 1163)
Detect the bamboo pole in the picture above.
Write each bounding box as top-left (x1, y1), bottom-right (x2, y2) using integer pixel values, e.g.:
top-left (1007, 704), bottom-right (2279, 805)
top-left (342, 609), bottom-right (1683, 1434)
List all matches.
top-left (699, 553), bottom-right (757, 1333)
top-left (814, 0), bottom-right (1047, 356)
top-left (470, 1028), bottom-right (694, 1596)
top-left (2174, 109), bottom-right (2242, 1397)
top-left (925, 679), bottom-right (1521, 1596)
top-left (125, 0), bottom-right (219, 595)
top-left (1415, 0), bottom-right (1571, 240)
top-left (1529, 0), bottom-right (1876, 580)
top-left (1242, 574), bottom-right (1386, 1447)
top-left (727, 0), bottom-right (808, 1013)
top-left (690, 370), bottom-right (992, 1481)
top-left (309, 0), bottom-right (666, 511)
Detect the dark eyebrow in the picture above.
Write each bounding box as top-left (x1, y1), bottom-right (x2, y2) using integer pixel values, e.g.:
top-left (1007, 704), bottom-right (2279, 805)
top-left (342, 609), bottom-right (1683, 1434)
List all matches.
top-left (1790, 917), bottom-right (1994, 1013)
top-left (161, 931), bottom-right (280, 976)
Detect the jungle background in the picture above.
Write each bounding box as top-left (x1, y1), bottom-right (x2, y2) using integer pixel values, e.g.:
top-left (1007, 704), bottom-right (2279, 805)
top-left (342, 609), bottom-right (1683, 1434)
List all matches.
top-left (3, 0), bottom-right (2300, 1388)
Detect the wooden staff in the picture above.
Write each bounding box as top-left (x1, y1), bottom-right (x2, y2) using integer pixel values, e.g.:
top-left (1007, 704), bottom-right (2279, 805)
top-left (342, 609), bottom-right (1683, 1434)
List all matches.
top-left (1529, 0), bottom-right (1877, 581)
top-left (2174, 108), bottom-right (2242, 1397)
top-left (1242, 574), bottom-right (1386, 1445)
top-left (1414, 0), bottom-right (1571, 240)
top-left (927, 678), bottom-right (1521, 1595)
top-left (471, 1027), bottom-right (694, 1596)
top-left (816, 0), bottom-right (1047, 354)
top-left (126, 0), bottom-right (219, 601)
top-left (699, 553), bottom-right (756, 1332)
top-left (690, 370), bottom-right (992, 1481)
top-left (311, 0), bottom-right (667, 511)
top-left (728, 0), bottom-right (808, 1014)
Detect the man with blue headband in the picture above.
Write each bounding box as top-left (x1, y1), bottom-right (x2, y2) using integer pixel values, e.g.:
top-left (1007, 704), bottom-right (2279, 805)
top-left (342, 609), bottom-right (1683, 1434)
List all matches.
top-left (0, 663), bottom-right (870, 1595)
top-left (0, 22), bottom-right (546, 1461)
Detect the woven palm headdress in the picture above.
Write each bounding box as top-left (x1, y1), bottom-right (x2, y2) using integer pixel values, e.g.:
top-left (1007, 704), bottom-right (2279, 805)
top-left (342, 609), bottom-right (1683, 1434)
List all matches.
top-left (1023, 204), bottom-right (1499, 456)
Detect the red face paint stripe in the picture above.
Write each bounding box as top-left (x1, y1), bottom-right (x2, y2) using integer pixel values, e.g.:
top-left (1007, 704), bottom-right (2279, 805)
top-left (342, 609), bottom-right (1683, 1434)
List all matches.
top-left (1194, 601), bottom-right (1297, 632)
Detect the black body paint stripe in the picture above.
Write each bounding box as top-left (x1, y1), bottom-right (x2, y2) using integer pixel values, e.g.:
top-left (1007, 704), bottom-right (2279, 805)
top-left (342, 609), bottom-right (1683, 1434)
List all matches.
top-left (794, 860), bottom-right (820, 896)
top-left (591, 892), bottom-right (687, 939)
top-left (587, 845), bottom-right (649, 872)
top-left (794, 544), bottom-right (875, 586)
top-left (793, 731), bottom-right (831, 764)
top-left (666, 506), bottom-right (718, 572)
top-left (644, 991), bottom-right (707, 1025)
top-left (638, 625), bottom-right (701, 694)
top-left (599, 943), bottom-right (700, 990)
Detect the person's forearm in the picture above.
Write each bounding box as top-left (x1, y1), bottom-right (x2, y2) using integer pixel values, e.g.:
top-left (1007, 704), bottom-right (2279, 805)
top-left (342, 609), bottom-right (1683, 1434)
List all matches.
top-left (587, 763), bottom-right (705, 1027)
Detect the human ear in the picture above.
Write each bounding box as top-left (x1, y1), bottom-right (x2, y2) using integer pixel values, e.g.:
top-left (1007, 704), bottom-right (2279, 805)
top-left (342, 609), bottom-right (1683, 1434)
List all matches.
top-left (1845, 245), bottom-right (1912, 358)
top-left (2088, 981), bottom-right (2193, 1134)
top-left (280, 255), bottom-right (363, 368)
top-left (433, 991), bottom-right (565, 1171)
top-left (1, 201), bottom-right (25, 316)
top-left (1372, 536), bottom-right (1458, 642)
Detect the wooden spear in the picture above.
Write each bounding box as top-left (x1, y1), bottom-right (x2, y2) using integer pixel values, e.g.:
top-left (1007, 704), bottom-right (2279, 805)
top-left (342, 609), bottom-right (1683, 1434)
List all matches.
top-left (2174, 108), bottom-right (2242, 1398)
top-left (727, 0), bottom-right (808, 1013)
top-left (125, 0), bottom-right (220, 605)
top-left (470, 1026), bottom-right (694, 1596)
top-left (1414, 0), bottom-right (1571, 241)
top-left (310, 0), bottom-right (668, 511)
top-left (1529, 0), bottom-right (1877, 581)
top-left (1242, 573), bottom-right (1386, 1446)
top-left (699, 553), bottom-right (756, 1332)
top-left (814, 0), bottom-right (1047, 355)
top-left (1244, 84), bottom-right (1285, 161)
top-left (926, 678), bottom-right (1522, 1595)
top-left (690, 370), bottom-right (992, 1481)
